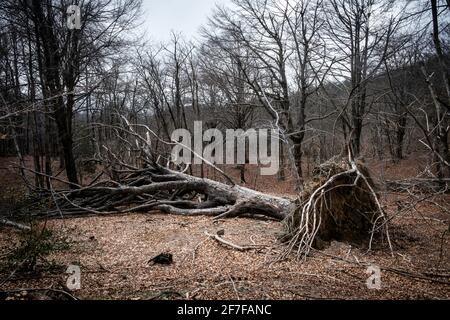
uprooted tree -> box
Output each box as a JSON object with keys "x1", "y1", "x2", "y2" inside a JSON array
[
  {"x1": 3, "y1": 0, "x2": 448, "y2": 262},
  {"x1": 14, "y1": 118, "x2": 392, "y2": 259}
]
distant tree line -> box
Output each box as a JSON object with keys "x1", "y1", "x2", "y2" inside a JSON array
[{"x1": 0, "y1": 0, "x2": 449, "y2": 189}]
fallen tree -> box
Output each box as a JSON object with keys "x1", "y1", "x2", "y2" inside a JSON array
[
  {"x1": 33, "y1": 157, "x2": 390, "y2": 258},
  {"x1": 22, "y1": 118, "x2": 391, "y2": 258},
  {"x1": 45, "y1": 161, "x2": 294, "y2": 221}
]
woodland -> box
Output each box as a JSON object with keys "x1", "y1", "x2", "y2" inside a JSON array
[{"x1": 0, "y1": 0, "x2": 449, "y2": 300}]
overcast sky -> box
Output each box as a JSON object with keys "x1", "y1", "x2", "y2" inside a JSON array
[{"x1": 140, "y1": 0, "x2": 231, "y2": 43}]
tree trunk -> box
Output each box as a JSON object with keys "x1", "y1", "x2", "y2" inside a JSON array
[
  {"x1": 31, "y1": 0, "x2": 80, "y2": 188},
  {"x1": 395, "y1": 114, "x2": 407, "y2": 160},
  {"x1": 49, "y1": 162, "x2": 294, "y2": 220},
  {"x1": 277, "y1": 143, "x2": 286, "y2": 181},
  {"x1": 293, "y1": 141, "x2": 303, "y2": 183},
  {"x1": 54, "y1": 102, "x2": 79, "y2": 187}
]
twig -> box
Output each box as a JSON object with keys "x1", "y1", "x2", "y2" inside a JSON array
[
  {"x1": 0, "y1": 288, "x2": 78, "y2": 300},
  {"x1": 204, "y1": 231, "x2": 261, "y2": 251},
  {"x1": 0, "y1": 218, "x2": 30, "y2": 231},
  {"x1": 229, "y1": 275, "x2": 240, "y2": 300},
  {"x1": 315, "y1": 250, "x2": 450, "y2": 286}
]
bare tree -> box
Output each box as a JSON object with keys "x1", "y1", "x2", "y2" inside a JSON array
[
  {"x1": 205, "y1": 0, "x2": 330, "y2": 188},
  {"x1": 199, "y1": 40, "x2": 258, "y2": 183},
  {"x1": 0, "y1": 0, "x2": 142, "y2": 187},
  {"x1": 325, "y1": 0, "x2": 406, "y2": 156}
]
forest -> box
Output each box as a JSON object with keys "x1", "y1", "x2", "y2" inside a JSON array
[{"x1": 0, "y1": 0, "x2": 449, "y2": 300}]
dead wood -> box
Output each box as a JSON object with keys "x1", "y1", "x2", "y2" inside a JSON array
[
  {"x1": 0, "y1": 218, "x2": 31, "y2": 231},
  {"x1": 281, "y1": 157, "x2": 390, "y2": 258},
  {"x1": 204, "y1": 231, "x2": 262, "y2": 251},
  {"x1": 29, "y1": 156, "x2": 392, "y2": 260},
  {"x1": 36, "y1": 161, "x2": 294, "y2": 222},
  {"x1": 23, "y1": 116, "x2": 392, "y2": 259}
]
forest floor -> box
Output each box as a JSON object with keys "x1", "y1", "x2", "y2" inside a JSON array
[{"x1": 0, "y1": 156, "x2": 449, "y2": 300}]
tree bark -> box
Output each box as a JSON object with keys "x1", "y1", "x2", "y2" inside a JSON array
[
  {"x1": 50, "y1": 163, "x2": 294, "y2": 220},
  {"x1": 31, "y1": 0, "x2": 79, "y2": 187}
]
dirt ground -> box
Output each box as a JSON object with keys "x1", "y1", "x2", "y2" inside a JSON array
[
  {"x1": 1, "y1": 210, "x2": 449, "y2": 300},
  {"x1": 0, "y1": 156, "x2": 449, "y2": 300}
]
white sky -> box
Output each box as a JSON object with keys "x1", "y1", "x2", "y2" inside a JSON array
[{"x1": 139, "y1": 0, "x2": 231, "y2": 43}]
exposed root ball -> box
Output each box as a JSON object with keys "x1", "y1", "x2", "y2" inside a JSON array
[{"x1": 282, "y1": 158, "x2": 379, "y2": 256}]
